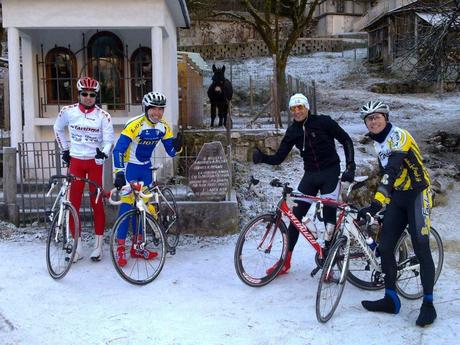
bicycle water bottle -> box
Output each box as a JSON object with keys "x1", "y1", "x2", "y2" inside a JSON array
[
  {"x1": 303, "y1": 217, "x2": 318, "y2": 238},
  {"x1": 365, "y1": 236, "x2": 377, "y2": 251}
]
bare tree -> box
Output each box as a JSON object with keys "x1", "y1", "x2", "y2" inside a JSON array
[
  {"x1": 393, "y1": 0, "x2": 460, "y2": 87},
  {"x1": 187, "y1": 0, "x2": 320, "y2": 127}
]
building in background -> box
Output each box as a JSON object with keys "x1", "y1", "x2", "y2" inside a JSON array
[{"x1": 0, "y1": 0, "x2": 190, "y2": 155}]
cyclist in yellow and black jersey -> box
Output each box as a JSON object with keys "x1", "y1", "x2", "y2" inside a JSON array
[
  {"x1": 372, "y1": 124, "x2": 430, "y2": 208},
  {"x1": 357, "y1": 101, "x2": 436, "y2": 328}
]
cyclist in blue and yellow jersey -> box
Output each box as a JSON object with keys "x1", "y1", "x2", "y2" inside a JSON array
[
  {"x1": 357, "y1": 101, "x2": 436, "y2": 327},
  {"x1": 112, "y1": 91, "x2": 182, "y2": 267}
]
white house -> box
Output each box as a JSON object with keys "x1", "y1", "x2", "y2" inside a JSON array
[{"x1": 1, "y1": 0, "x2": 190, "y2": 151}]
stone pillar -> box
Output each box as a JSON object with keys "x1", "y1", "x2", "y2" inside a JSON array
[
  {"x1": 151, "y1": 26, "x2": 163, "y2": 91},
  {"x1": 103, "y1": 155, "x2": 113, "y2": 192},
  {"x1": 7, "y1": 27, "x2": 22, "y2": 148},
  {"x1": 3, "y1": 147, "x2": 19, "y2": 226},
  {"x1": 21, "y1": 34, "x2": 36, "y2": 142}
]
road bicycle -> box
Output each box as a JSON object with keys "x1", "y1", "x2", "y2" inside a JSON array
[
  {"x1": 234, "y1": 175, "x2": 367, "y2": 288},
  {"x1": 108, "y1": 181, "x2": 168, "y2": 285},
  {"x1": 316, "y1": 205, "x2": 444, "y2": 323},
  {"x1": 45, "y1": 174, "x2": 104, "y2": 279}
]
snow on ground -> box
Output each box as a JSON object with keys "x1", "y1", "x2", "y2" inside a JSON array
[{"x1": 1, "y1": 51, "x2": 460, "y2": 345}]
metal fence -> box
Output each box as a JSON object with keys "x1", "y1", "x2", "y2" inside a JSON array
[
  {"x1": 17, "y1": 141, "x2": 96, "y2": 227},
  {"x1": 11, "y1": 140, "x2": 228, "y2": 227}
]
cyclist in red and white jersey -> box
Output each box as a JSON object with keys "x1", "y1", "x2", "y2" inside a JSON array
[{"x1": 53, "y1": 77, "x2": 114, "y2": 262}]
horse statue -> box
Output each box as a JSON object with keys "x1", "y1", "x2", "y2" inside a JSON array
[{"x1": 207, "y1": 64, "x2": 233, "y2": 127}]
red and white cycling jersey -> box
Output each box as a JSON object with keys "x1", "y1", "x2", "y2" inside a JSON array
[{"x1": 54, "y1": 104, "x2": 114, "y2": 159}]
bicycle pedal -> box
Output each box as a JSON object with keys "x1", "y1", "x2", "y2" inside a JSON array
[
  {"x1": 168, "y1": 249, "x2": 176, "y2": 255},
  {"x1": 310, "y1": 265, "x2": 321, "y2": 277}
]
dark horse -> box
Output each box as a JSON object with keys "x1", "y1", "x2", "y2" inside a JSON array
[{"x1": 207, "y1": 64, "x2": 233, "y2": 127}]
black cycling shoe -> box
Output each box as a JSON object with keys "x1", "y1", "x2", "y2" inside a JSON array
[
  {"x1": 362, "y1": 293, "x2": 400, "y2": 314},
  {"x1": 416, "y1": 301, "x2": 437, "y2": 327}
]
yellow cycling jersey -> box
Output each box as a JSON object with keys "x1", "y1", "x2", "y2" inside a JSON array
[
  {"x1": 373, "y1": 125, "x2": 430, "y2": 205},
  {"x1": 113, "y1": 114, "x2": 175, "y2": 171}
]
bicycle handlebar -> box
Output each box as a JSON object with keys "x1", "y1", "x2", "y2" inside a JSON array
[
  {"x1": 47, "y1": 174, "x2": 107, "y2": 204},
  {"x1": 107, "y1": 181, "x2": 154, "y2": 206}
]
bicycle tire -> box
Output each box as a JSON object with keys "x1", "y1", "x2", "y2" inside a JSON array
[
  {"x1": 234, "y1": 213, "x2": 289, "y2": 287},
  {"x1": 316, "y1": 236, "x2": 349, "y2": 323},
  {"x1": 395, "y1": 227, "x2": 444, "y2": 299},
  {"x1": 109, "y1": 209, "x2": 167, "y2": 285},
  {"x1": 158, "y1": 187, "x2": 180, "y2": 252},
  {"x1": 46, "y1": 203, "x2": 79, "y2": 280}
]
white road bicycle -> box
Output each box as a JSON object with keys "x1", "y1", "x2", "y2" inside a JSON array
[
  {"x1": 316, "y1": 201, "x2": 444, "y2": 323},
  {"x1": 108, "y1": 181, "x2": 167, "y2": 285},
  {"x1": 45, "y1": 174, "x2": 103, "y2": 280}
]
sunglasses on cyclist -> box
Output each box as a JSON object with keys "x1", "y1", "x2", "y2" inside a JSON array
[
  {"x1": 365, "y1": 113, "x2": 385, "y2": 122},
  {"x1": 80, "y1": 92, "x2": 97, "y2": 98},
  {"x1": 289, "y1": 104, "x2": 305, "y2": 112}
]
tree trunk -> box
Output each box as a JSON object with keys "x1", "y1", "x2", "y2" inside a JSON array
[{"x1": 275, "y1": 57, "x2": 288, "y2": 128}]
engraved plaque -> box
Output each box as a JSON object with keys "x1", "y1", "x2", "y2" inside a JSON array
[{"x1": 188, "y1": 141, "x2": 230, "y2": 201}]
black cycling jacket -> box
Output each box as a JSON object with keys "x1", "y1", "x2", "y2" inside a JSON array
[{"x1": 261, "y1": 114, "x2": 355, "y2": 172}]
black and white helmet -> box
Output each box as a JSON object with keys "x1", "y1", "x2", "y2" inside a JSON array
[
  {"x1": 143, "y1": 91, "x2": 166, "y2": 108},
  {"x1": 360, "y1": 101, "x2": 390, "y2": 120}
]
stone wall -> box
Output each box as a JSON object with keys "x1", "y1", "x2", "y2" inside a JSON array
[
  {"x1": 179, "y1": 38, "x2": 367, "y2": 60},
  {"x1": 183, "y1": 129, "x2": 286, "y2": 163}
]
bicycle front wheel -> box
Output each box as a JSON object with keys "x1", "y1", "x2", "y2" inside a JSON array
[
  {"x1": 316, "y1": 236, "x2": 349, "y2": 323},
  {"x1": 234, "y1": 213, "x2": 288, "y2": 287},
  {"x1": 46, "y1": 204, "x2": 79, "y2": 280},
  {"x1": 158, "y1": 187, "x2": 180, "y2": 252},
  {"x1": 110, "y1": 209, "x2": 167, "y2": 285},
  {"x1": 395, "y1": 227, "x2": 444, "y2": 299}
]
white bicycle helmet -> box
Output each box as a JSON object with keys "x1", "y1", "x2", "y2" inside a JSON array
[
  {"x1": 143, "y1": 91, "x2": 167, "y2": 108},
  {"x1": 360, "y1": 101, "x2": 390, "y2": 119},
  {"x1": 289, "y1": 93, "x2": 310, "y2": 110}
]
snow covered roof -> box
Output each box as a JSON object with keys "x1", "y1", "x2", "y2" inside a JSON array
[
  {"x1": 416, "y1": 12, "x2": 459, "y2": 28},
  {"x1": 178, "y1": 51, "x2": 211, "y2": 72}
]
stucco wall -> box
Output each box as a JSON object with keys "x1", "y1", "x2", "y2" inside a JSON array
[
  {"x1": 2, "y1": 0, "x2": 167, "y2": 28},
  {"x1": 2, "y1": 0, "x2": 184, "y2": 148}
]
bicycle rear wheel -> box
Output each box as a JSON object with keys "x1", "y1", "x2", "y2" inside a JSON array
[
  {"x1": 46, "y1": 204, "x2": 79, "y2": 280},
  {"x1": 234, "y1": 213, "x2": 288, "y2": 287},
  {"x1": 395, "y1": 227, "x2": 444, "y2": 299},
  {"x1": 158, "y1": 187, "x2": 180, "y2": 253},
  {"x1": 110, "y1": 209, "x2": 167, "y2": 285},
  {"x1": 316, "y1": 236, "x2": 349, "y2": 323}
]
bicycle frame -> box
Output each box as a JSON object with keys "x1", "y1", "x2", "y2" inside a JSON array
[
  {"x1": 109, "y1": 181, "x2": 155, "y2": 249},
  {"x1": 272, "y1": 183, "x2": 358, "y2": 260},
  {"x1": 340, "y1": 213, "x2": 424, "y2": 280},
  {"x1": 47, "y1": 178, "x2": 76, "y2": 243},
  {"x1": 341, "y1": 213, "x2": 381, "y2": 274},
  {"x1": 47, "y1": 174, "x2": 105, "y2": 237}
]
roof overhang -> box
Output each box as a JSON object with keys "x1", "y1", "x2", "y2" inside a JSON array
[{"x1": 167, "y1": 0, "x2": 191, "y2": 29}]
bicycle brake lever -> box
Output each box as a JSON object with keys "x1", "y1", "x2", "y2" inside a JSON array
[{"x1": 95, "y1": 188, "x2": 102, "y2": 204}]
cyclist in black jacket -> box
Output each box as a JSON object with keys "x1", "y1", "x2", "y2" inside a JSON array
[{"x1": 253, "y1": 93, "x2": 355, "y2": 275}]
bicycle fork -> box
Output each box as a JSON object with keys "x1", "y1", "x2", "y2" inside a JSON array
[{"x1": 258, "y1": 215, "x2": 281, "y2": 254}]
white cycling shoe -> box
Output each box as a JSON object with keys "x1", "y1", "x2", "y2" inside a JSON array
[
  {"x1": 72, "y1": 237, "x2": 84, "y2": 263},
  {"x1": 90, "y1": 235, "x2": 103, "y2": 262}
]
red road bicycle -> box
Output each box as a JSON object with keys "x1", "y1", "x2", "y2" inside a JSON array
[{"x1": 234, "y1": 175, "x2": 367, "y2": 287}]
